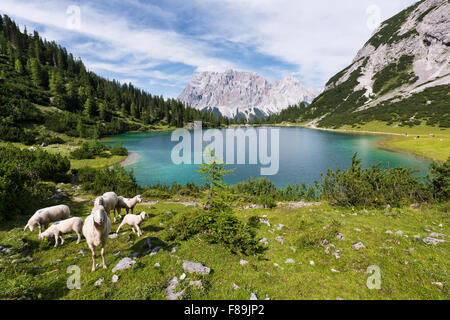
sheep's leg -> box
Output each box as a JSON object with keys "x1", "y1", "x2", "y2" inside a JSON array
[
  {"x1": 60, "y1": 234, "x2": 64, "y2": 245},
  {"x1": 101, "y1": 247, "x2": 107, "y2": 269},
  {"x1": 116, "y1": 221, "x2": 125, "y2": 233},
  {"x1": 91, "y1": 250, "x2": 96, "y2": 271},
  {"x1": 131, "y1": 227, "x2": 136, "y2": 233},
  {"x1": 136, "y1": 225, "x2": 142, "y2": 237},
  {"x1": 54, "y1": 234, "x2": 59, "y2": 247},
  {"x1": 38, "y1": 225, "x2": 42, "y2": 234},
  {"x1": 76, "y1": 232, "x2": 81, "y2": 244},
  {"x1": 117, "y1": 207, "x2": 122, "y2": 219},
  {"x1": 88, "y1": 244, "x2": 96, "y2": 272}
]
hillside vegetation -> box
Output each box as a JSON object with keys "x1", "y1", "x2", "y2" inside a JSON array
[
  {"x1": 260, "y1": 0, "x2": 449, "y2": 132},
  {"x1": 0, "y1": 14, "x2": 231, "y2": 147}
]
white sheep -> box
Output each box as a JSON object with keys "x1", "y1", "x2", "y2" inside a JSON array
[
  {"x1": 24, "y1": 205, "x2": 71, "y2": 234},
  {"x1": 116, "y1": 195, "x2": 143, "y2": 216},
  {"x1": 38, "y1": 217, "x2": 84, "y2": 247},
  {"x1": 82, "y1": 204, "x2": 112, "y2": 271},
  {"x1": 94, "y1": 191, "x2": 119, "y2": 222},
  {"x1": 116, "y1": 211, "x2": 147, "y2": 237}
]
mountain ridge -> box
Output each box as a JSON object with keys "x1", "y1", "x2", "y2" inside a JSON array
[
  {"x1": 178, "y1": 69, "x2": 321, "y2": 119},
  {"x1": 303, "y1": 0, "x2": 449, "y2": 128}
]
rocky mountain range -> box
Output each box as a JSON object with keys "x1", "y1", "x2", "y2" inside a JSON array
[
  {"x1": 178, "y1": 69, "x2": 321, "y2": 119},
  {"x1": 306, "y1": 0, "x2": 449, "y2": 128}
]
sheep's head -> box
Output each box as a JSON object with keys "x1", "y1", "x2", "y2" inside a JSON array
[
  {"x1": 24, "y1": 218, "x2": 40, "y2": 232},
  {"x1": 38, "y1": 231, "x2": 48, "y2": 240},
  {"x1": 136, "y1": 195, "x2": 143, "y2": 203},
  {"x1": 94, "y1": 196, "x2": 104, "y2": 207},
  {"x1": 140, "y1": 212, "x2": 147, "y2": 220},
  {"x1": 92, "y1": 206, "x2": 107, "y2": 226}
]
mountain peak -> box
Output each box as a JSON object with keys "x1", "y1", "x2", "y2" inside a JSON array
[{"x1": 178, "y1": 70, "x2": 320, "y2": 119}]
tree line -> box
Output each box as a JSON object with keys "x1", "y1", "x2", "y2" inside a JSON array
[{"x1": 0, "y1": 14, "x2": 232, "y2": 144}]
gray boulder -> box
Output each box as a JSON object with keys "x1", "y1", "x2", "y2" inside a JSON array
[
  {"x1": 182, "y1": 260, "x2": 211, "y2": 274},
  {"x1": 352, "y1": 242, "x2": 365, "y2": 250},
  {"x1": 112, "y1": 257, "x2": 136, "y2": 272},
  {"x1": 423, "y1": 237, "x2": 445, "y2": 245}
]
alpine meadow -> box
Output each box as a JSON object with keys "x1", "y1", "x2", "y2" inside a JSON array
[{"x1": 0, "y1": 0, "x2": 448, "y2": 303}]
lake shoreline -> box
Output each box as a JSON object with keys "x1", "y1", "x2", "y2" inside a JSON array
[
  {"x1": 121, "y1": 151, "x2": 139, "y2": 166},
  {"x1": 278, "y1": 124, "x2": 444, "y2": 163}
]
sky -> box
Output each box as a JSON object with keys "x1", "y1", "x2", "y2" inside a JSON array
[{"x1": 1, "y1": 0, "x2": 417, "y2": 98}]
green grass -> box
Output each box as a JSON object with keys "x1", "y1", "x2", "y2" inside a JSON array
[
  {"x1": 338, "y1": 121, "x2": 450, "y2": 162},
  {"x1": 1, "y1": 186, "x2": 448, "y2": 300}
]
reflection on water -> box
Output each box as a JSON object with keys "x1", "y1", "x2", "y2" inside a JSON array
[{"x1": 103, "y1": 127, "x2": 430, "y2": 187}]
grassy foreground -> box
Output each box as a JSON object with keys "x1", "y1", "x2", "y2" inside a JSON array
[{"x1": 0, "y1": 187, "x2": 448, "y2": 300}]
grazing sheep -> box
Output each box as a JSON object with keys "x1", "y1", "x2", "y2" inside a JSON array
[
  {"x1": 116, "y1": 212, "x2": 147, "y2": 237},
  {"x1": 24, "y1": 205, "x2": 71, "y2": 234},
  {"x1": 116, "y1": 195, "x2": 143, "y2": 216},
  {"x1": 38, "y1": 217, "x2": 84, "y2": 247},
  {"x1": 95, "y1": 191, "x2": 119, "y2": 222},
  {"x1": 82, "y1": 204, "x2": 112, "y2": 271}
]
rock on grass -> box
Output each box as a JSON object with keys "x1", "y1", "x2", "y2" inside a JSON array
[
  {"x1": 182, "y1": 260, "x2": 211, "y2": 274},
  {"x1": 94, "y1": 277, "x2": 104, "y2": 286},
  {"x1": 112, "y1": 257, "x2": 136, "y2": 272},
  {"x1": 422, "y1": 237, "x2": 445, "y2": 245},
  {"x1": 352, "y1": 242, "x2": 365, "y2": 250},
  {"x1": 166, "y1": 277, "x2": 184, "y2": 300}
]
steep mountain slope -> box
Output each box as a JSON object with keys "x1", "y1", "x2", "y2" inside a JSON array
[
  {"x1": 304, "y1": 0, "x2": 449, "y2": 128},
  {"x1": 178, "y1": 69, "x2": 320, "y2": 119}
]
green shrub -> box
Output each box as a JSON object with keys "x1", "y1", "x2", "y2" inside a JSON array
[
  {"x1": 0, "y1": 124, "x2": 35, "y2": 145},
  {"x1": 70, "y1": 140, "x2": 108, "y2": 160},
  {"x1": 77, "y1": 165, "x2": 139, "y2": 196},
  {"x1": 232, "y1": 177, "x2": 312, "y2": 202},
  {"x1": 35, "y1": 134, "x2": 65, "y2": 145},
  {"x1": 428, "y1": 157, "x2": 450, "y2": 201},
  {"x1": 259, "y1": 195, "x2": 277, "y2": 209},
  {"x1": 165, "y1": 210, "x2": 261, "y2": 255},
  {"x1": 111, "y1": 142, "x2": 128, "y2": 156},
  {"x1": 0, "y1": 145, "x2": 67, "y2": 221},
  {"x1": 142, "y1": 182, "x2": 201, "y2": 199},
  {"x1": 164, "y1": 154, "x2": 260, "y2": 255},
  {"x1": 319, "y1": 153, "x2": 430, "y2": 207}
]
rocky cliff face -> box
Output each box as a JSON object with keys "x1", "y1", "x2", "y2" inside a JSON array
[
  {"x1": 305, "y1": 0, "x2": 450, "y2": 128},
  {"x1": 178, "y1": 69, "x2": 321, "y2": 119},
  {"x1": 324, "y1": 0, "x2": 449, "y2": 111}
]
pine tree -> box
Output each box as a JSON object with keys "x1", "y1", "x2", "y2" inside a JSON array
[
  {"x1": 14, "y1": 58, "x2": 23, "y2": 74},
  {"x1": 121, "y1": 103, "x2": 128, "y2": 115},
  {"x1": 30, "y1": 58, "x2": 42, "y2": 87},
  {"x1": 83, "y1": 96, "x2": 96, "y2": 117},
  {"x1": 98, "y1": 102, "x2": 106, "y2": 120},
  {"x1": 76, "y1": 119, "x2": 87, "y2": 138},
  {"x1": 130, "y1": 102, "x2": 138, "y2": 118},
  {"x1": 49, "y1": 69, "x2": 64, "y2": 95}
]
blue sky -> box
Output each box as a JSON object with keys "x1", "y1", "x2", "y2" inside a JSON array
[{"x1": 1, "y1": 0, "x2": 417, "y2": 98}]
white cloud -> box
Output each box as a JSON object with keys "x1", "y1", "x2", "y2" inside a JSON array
[
  {"x1": 190, "y1": 0, "x2": 418, "y2": 87},
  {"x1": 1, "y1": 0, "x2": 419, "y2": 93},
  {"x1": 0, "y1": 0, "x2": 238, "y2": 74}
]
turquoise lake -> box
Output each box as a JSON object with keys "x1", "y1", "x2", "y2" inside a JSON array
[{"x1": 103, "y1": 127, "x2": 430, "y2": 187}]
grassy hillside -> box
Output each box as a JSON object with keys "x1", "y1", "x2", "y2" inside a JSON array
[
  {"x1": 0, "y1": 189, "x2": 448, "y2": 300},
  {"x1": 321, "y1": 121, "x2": 450, "y2": 162},
  {"x1": 0, "y1": 13, "x2": 232, "y2": 149}
]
